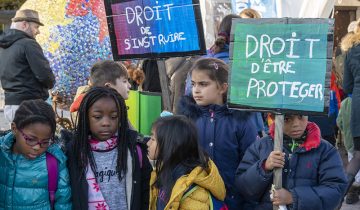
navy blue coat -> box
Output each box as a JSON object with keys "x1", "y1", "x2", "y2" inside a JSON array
[
  {"x1": 178, "y1": 96, "x2": 257, "y2": 210},
  {"x1": 344, "y1": 42, "x2": 360, "y2": 137},
  {"x1": 235, "y1": 122, "x2": 347, "y2": 210}
]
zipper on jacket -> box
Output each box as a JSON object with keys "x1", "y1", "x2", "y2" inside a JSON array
[
  {"x1": 10, "y1": 155, "x2": 19, "y2": 207},
  {"x1": 209, "y1": 109, "x2": 215, "y2": 122}
]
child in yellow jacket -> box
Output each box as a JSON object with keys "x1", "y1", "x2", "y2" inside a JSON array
[{"x1": 147, "y1": 115, "x2": 226, "y2": 210}]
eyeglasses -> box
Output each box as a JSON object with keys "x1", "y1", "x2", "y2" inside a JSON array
[{"x1": 19, "y1": 129, "x2": 53, "y2": 148}]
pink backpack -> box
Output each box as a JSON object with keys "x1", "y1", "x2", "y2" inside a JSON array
[{"x1": 46, "y1": 152, "x2": 58, "y2": 210}]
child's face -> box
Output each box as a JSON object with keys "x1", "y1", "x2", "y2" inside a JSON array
[
  {"x1": 283, "y1": 115, "x2": 308, "y2": 139},
  {"x1": 191, "y1": 70, "x2": 228, "y2": 106},
  {"x1": 88, "y1": 97, "x2": 119, "y2": 141},
  {"x1": 147, "y1": 129, "x2": 158, "y2": 160},
  {"x1": 11, "y1": 122, "x2": 53, "y2": 160},
  {"x1": 108, "y1": 76, "x2": 131, "y2": 100}
]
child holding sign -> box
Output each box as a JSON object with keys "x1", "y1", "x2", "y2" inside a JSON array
[
  {"x1": 177, "y1": 58, "x2": 257, "y2": 210},
  {"x1": 235, "y1": 114, "x2": 347, "y2": 210}
]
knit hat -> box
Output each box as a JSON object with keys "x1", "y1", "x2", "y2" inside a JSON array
[{"x1": 11, "y1": 9, "x2": 44, "y2": 26}]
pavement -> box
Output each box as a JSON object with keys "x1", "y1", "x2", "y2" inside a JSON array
[{"x1": 0, "y1": 111, "x2": 359, "y2": 209}]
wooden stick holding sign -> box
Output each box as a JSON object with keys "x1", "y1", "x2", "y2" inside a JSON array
[
  {"x1": 157, "y1": 60, "x2": 172, "y2": 112},
  {"x1": 273, "y1": 114, "x2": 284, "y2": 210}
]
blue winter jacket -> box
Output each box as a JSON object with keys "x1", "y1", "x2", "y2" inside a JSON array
[
  {"x1": 178, "y1": 96, "x2": 257, "y2": 210},
  {"x1": 235, "y1": 122, "x2": 347, "y2": 210},
  {"x1": 0, "y1": 132, "x2": 72, "y2": 210}
]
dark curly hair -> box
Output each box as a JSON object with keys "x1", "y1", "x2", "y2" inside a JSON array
[{"x1": 13, "y1": 99, "x2": 56, "y2": 134}]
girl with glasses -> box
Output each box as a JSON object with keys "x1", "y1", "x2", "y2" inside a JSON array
[{"x1": 0, "y1": 99, "x2": 72, "y2": 209}]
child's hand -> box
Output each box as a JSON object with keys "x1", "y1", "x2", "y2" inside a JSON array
[
  {"x1": 265, "y1": 151, "x2": 285, "y2": 171},
  {"x1": 272, "y1": 188, "x2": 293, "y2": 206}
]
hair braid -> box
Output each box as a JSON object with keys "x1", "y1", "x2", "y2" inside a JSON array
[{"x1": 13, "y1": 99, "x2": 56, "y2": 134}]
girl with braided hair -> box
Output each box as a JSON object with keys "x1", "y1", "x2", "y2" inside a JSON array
[
  {"x1": 0, "y1": 99, "x2": 72, "y2": 209},
  {"x1": 65, "y1": 86, "x2": 151, "y2": 210}
]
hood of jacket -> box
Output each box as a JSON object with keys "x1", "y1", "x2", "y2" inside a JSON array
[
  {"x1": 186, "y1": 159, "x2": 226, "y2": 200},
  {"x1": 269, "y1": 122, "x2": 321, "y2": 151},
  {"x1": 150, "y1": 159, "x2": 226, "y2": 204},
  {"x1": 341, "y1": 32, "x2": 360, "y2": 53},
  {"x1": 0, "y1": 29, "x2": 33, "y2": 49}
]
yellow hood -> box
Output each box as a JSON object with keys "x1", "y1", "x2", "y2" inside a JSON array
[
  {"x1": 149, "y1": 159, "x2": 226, "y2": 210},
  {"x1": 189, "y1": 159, "x2": 226, "y2": 200}
]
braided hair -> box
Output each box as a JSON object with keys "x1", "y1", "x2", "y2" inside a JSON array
[
  {"x1": 74, "y1": 86, "x2": 129, "y2": 181},
  {"x1": 210, "y1": 14, "x2": 240, "y2": 54},
  {"x1": 13, "y1": 99, "x2": 56, "y2": 134}
]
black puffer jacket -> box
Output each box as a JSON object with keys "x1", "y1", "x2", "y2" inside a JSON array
[{"x1": 0, "y1": 29, "x2": 55, "y2": 105}]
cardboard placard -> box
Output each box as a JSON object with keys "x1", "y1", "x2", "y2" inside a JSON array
[
  {"x1": 104, "y1": 0, "x2": 206, "y2": 60},
  {"x1": 228, "y1": 18, "x2": 334, "y2": 114}
]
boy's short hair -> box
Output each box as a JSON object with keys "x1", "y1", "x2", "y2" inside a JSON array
[{"x1": 90, "y1": 60, "x2": 128, "y2": 87}]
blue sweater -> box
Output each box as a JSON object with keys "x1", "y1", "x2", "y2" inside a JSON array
[
  {"x1": 0, "y1": 132, "x2": 72, "y2": 210},
  {"x1": 235, "y1": 122, "x2": 347, "y2": 210}
]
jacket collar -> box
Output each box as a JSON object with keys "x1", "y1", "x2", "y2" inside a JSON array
[
  {"x1": 149, "y1": 160, "x2": 226, "y2": 209},
  {"x1": 0, "y1": 29, "x2": 33, "y2": 48},
  {"x1": 341, "y1": 32, "x2": 360, "y2": 53},
  {"x1": 269, "y1": 122, "x2": 321, "y2": 151},
  {"x1": 199, "y1": 103, "x2": 229, "y2": 117},
  {"x1": 1, "y1": 132, "x2": 15, "y2": 151}
]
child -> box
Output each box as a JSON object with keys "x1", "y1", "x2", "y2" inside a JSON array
[
  {"x1": 147, "y1": 115, "x2": 226, "y2": 209},
  {"x1": 0, "y1": 99, "x2": 72, "y2": 209},
  {"x1": 66, "y1": 87, "x2": 151, "y2": 210},
  {"x1": 239, "y1": 8, "x2": 261, "y2": 18},
  {"x1": 70, "y1": 60, "x2": 132, "y2": 120},
  {"x1": 126, "y1": 62, "x2": 145, "y2": 91},
  {"x1": 236, "y1": 114, "x2": 347, "y2": 210},
  {"x1": 337, "y1": 94, "x2": 360, "y2": 204},
  {"x1": 177, "y1": 58, "x2": 258, "y2": 210}
]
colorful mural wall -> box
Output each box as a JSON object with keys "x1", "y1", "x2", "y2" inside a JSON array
[{"x1": 21, "y1": 0, "x2": 113, "y2": 104}]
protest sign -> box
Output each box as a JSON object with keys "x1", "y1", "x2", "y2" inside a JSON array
[
  {"x1": 104, "y1": 0, "x2": 206, "y2": 60},
  {"x1": 228, "y1": 18, "x2": 334, "y2": 114}
]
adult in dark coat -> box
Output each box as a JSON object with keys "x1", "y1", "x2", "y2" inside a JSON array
[
  {"x1": 0, "y1": 9, "x2": 55, "y2": 124},
  {"x1": 342, "y1": 19, "x2": 360, "y2": 193}
]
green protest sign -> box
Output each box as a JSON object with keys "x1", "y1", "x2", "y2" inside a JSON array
[{"x1": 228, "y1": 18, "x2": 334, "y2": 114}]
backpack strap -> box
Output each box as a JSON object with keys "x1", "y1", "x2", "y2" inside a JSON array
[
  {"x1": 181, "y1": 185, "x2": 228, "y2": 210},
  {"x1": 180, "y1": 185, "x2": 199, "y2": 202},
  {"x1": 136, "y1": 144, "x2": 143, "y2": 168},
  {"x1": 46, "y1": 152, "x2": 58, "y2": 210}
]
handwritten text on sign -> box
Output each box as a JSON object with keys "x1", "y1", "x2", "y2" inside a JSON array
[
  {"x1": 108, "y1": 0, "x2": 203, "y2": 58},
  {"x1": 229, "y1": 21, "x2": 331, "y2": 112}
]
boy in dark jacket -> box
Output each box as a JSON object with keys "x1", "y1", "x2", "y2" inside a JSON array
[{"x1": 235, "y1": 115, "x2": 347, "y2": 210}]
